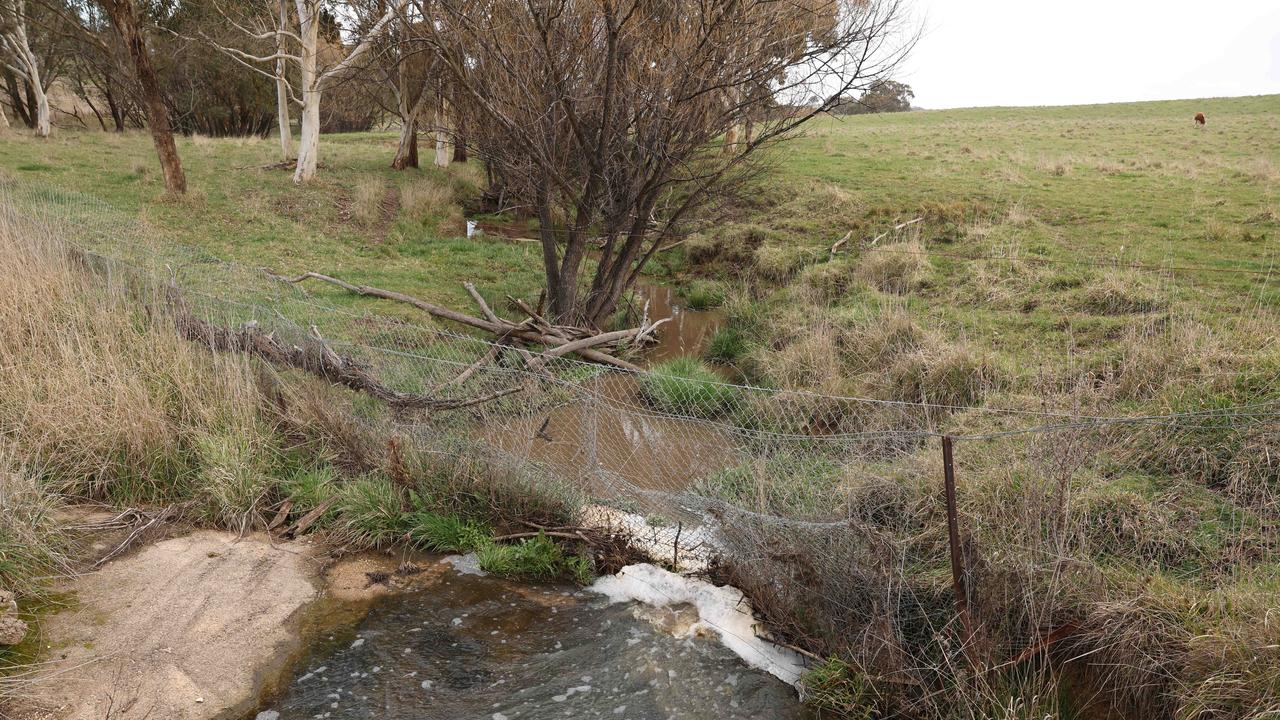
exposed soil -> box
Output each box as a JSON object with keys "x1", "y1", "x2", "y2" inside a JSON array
[{"x1": 15, "y1": 531, "x2": 322, "y2": 720}]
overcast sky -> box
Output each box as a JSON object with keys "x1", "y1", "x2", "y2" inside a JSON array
[{"x1": 896, "y1": 0, "x2": 1280, "y2": 109}]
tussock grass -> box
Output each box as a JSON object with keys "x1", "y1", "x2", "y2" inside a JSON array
[
  {"x1": 705, "y1": 325, "x2": 748, "y2": 364},
  {"x1": 407, "y1": 512, "x2": 490, "y2": 553},
  {"x1": 477, "y1": 533, "x2": 592, "y2": 584},
  {"x1": 400, "y1": 176, "x2": 456, "y2": 222},
  {"x1": 1076, "y1": 270, "x2": 1169, "y2": 315},
  {"x1": 0, "y1": 454, "x2": 68, "y2": 598},
  {"x1": 639, "y1": 357, "x2": 740, "y2": 418},
  {"x1": 855, "y1": 241, "x2": 931, "y2": 294},
  {"x1": 679, "y1": 278, "x2": 727, "y2": 309},
  {"x1": 351, "y1": 176, "x2": 386, "y2": 225}
]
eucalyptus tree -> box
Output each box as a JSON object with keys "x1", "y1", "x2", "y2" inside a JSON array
[{"x1": 206, "y1": 0, "x2": 410, "y2": 181}]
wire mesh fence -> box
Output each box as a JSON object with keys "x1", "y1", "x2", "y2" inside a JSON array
[{"x1": 4, "y1": 176, "x2": 1279, "y2": 716}]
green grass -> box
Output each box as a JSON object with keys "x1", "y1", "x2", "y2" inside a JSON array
[
  {"x1": 679, "y1": 278, "x2": 727, "y2": 309},
  {"x1": 705, "y1": 326, "x2": 748, "y2": 363},
  {"x1": 0, "y1": 131, "x2": 547, "y2": 329},
  {"x1": 638, "y1": 357, "x2": 741, "y2": 417},
  {"x1": 691, "y1": 95, "x2": 1280, "y2": 402},
  {"x1": 476, "y1": 533, "x2": 594, "y2": 584},
  {"x1": 407, "y1": 511, "x2": 491, "y2": 553}
]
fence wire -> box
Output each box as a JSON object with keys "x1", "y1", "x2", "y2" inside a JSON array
[{"x1": 5, "y1": 177, "x2": 1279, "y2": 717}]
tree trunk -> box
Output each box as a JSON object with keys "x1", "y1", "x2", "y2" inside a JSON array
[
  {"x1": 105, "y1": 85, "x2": 125, "y2": 131},
  {"x1": 1, "y1": 1, "x2": 48, "y2": 136},
  {"x1": 452, "y1": 124, "x2": 467, "y2": 162},
  {"x1": 391, "y1": 118, "x2": 417, "y2": 169},
  {"x1": 292, "y1": 0, "x2": 320, "y2": 183},
  {"x1": 0, "y1": 103, "x2": 8, "y2": 130},
  {"x1": 100, "y1": 0, "x2": 186, "y2": 194},
  {"x1": 5, "y1": 72, "x2": 31, "y2": 127},
  {"x1": 389, "y1": 53, "x2": 419, "y2": 170},
  {"x1": 434, "y1": 96, "x2": 452, "y2": 168},
  {"x1": 30, "y1": 78, "x2": 49, "y2": 137},
  {"x1": 274, "y1": 0, "x2": 293, "y2": 160},
  {"x1": 295, "y1": 86, "x2": 320, "y2": 182}
]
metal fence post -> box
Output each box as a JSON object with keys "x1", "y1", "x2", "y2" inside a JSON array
[{"x1": 942, "y1": 435, "x2": 978, "y2": 669}]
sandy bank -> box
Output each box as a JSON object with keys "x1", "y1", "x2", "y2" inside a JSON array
[{"x1": 17, "y1": 531, "x2": 321, "y2": 720}]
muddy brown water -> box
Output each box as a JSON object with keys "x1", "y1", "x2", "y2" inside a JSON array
[
  {"x1": 483, "y1": 279, "x2": 740, "y2": 494},
  {"x1": 255, "y1": 567, "x2": 812, "y2": 719},
  {"x1": 632, "y1": 280, "x2": 725, "y2": 365}
]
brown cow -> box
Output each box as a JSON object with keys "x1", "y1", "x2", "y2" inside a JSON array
[{"x1": 1194, "y1": 112, "x2": 1206, "y2": 126}]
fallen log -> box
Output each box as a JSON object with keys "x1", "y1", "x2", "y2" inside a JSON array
[
  {"x1": 169, "y1": 287, "x2": 524, "y2": 411},
  {"x1": 263, "y1": 269, "x2": 649, "y2": 372}
]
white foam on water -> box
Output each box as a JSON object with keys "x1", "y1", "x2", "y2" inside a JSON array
[
  {"x1": 590, "y1": 563, "x2": 807, "y2": 686},
  {"x1": 580, "y1": 505, "x2": 718, "y2": 572},
  {"x1": 444, "y1": 553, "x2": 487, "y2": 576}
]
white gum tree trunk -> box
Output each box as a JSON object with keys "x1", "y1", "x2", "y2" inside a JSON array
[
  {"x1": 434, "y1": 97, "x2": 452, "y2": 168},
  {"x1": 290, "y1": 0, "x2": 408, "y2": 183},
  {"x1": 1, "y1": 0, "x2": 50, "y2": 137},
  {"x1": 274, "y1": 0, "x2": 293, "y2": 160},
  {"x1": 292, "y1": 0, "x2": 320, "y2": 183}
]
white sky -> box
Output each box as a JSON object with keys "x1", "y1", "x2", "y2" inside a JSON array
[{"x1": 897, "y1": 0, "x2": 1280, "y2": 108}]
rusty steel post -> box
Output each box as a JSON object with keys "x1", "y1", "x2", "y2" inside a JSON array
[{"x1": 942, "y1": 435, "x2": 978, "y2": 668}]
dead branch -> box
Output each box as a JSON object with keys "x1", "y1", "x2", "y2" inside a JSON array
[
  {"x1": 866, "y1": 217, "x2": 923, "y2": 247},
  {"x1": 491, "y1": 530, "x2": 588, "y2": 542},
  {"x1": 828, "y1": 230, "x2": 853, "y2": 259},
  {"x1": 285, "y1": 496, "x2": 339, "y2": 537},
  {"x1": 436, "y1": 339, "x2": 507, "y2": 389},
  {"x1": 464, "y1": 281, "x2": 507, "y2": 327},
  {"x1": 169, "y1": 287, "x2": 524, "y2": 410},
  {"x1": 263, "y1": 269, "x2": 647, "y2": 371},
  {"x1": 92, "y1": 506, "x2": 176, "y2": 568}
]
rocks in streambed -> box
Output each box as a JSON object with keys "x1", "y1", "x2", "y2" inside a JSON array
[{"x1": 0, "y1": 590, "x2": 26, "y2": 646}]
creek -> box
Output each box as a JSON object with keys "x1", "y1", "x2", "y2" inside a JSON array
[
  {"x1": 254, "y1": 566, "x2": 812, "y2": 719},
  {"x1": 252, "y1": 281, "x2": 813, "y2": 719}
]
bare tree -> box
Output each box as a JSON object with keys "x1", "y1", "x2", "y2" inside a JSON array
[
  {"x1": 421, "y1": 0, "x2": 915, "y2": 326},
  {"x1": 97, "y1": 0, "x2": 186, "y2": 193},
  {"x1": 204, "y1": 0, "x2": 409, "y2": 182},
  {"x1": 0, "y1": 0, "x2": 50, "y2": 136}
]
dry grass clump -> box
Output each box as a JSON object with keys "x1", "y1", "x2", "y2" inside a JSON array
[
  {"x1": 686, "y1": 223, "x2": 782, "y2": 269},
  {"x1": 1075, "y1": 269, "x2": 1169, "y2": 315},
  {"x1": 798, "y1": 258, "x2": 863, "y2": 303},
  {"x1": 400, "y1": 176, "x2": 457, "y2": 223},
  {"x1": 0, "y1": 219, "x2": 268, "y2": 506},
  {"x1": 352, "y1": 176, "x2": 386, "y2": 225},
  {"x1": 756, "y1": 323, "x2": 843, "y2": 391},
  {"x1": 855, "y1": 240, "x2": 931, "y2": 294},
  {"x1": 0, "y1": 453, "x2": 69, "y2": 598},
  {"x1": 752, "y1": 243, "x2": 810, "y2": 281},
  {"x1": 887, "y1": 343, "x2": 1003, "y2": 410}
]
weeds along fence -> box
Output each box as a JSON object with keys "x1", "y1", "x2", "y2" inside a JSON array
[{"x1": 4, "y1": 179, "x2": 1280, "y2": 717}]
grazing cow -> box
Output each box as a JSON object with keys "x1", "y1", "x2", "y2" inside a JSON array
[{"x1": 1194, "y1": 112, "x2": 1206, "y2": 126}]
